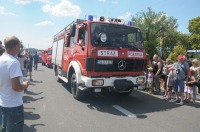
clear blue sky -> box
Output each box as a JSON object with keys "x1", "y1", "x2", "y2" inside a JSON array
[{"x1": 0, "y1": 0, "x2": 199, "y2": 49}]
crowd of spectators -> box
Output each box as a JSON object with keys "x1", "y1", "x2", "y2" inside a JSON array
[{"x1": 146, "y1": 54, "x2": 200, "y2": 105}]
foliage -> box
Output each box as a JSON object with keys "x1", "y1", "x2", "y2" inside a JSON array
[
  {"x1": 188, "y1": 16, "x2": 200, "y2": 49},
  {"x1": 131, "y1": 7, "x2": 183, "y2": 59},
  {"x1": 144, "y1": 40, "x2": 157, "y2": 60},
  {"x1": 168, "y1": 45, "x2": 187, "y2": 62}
]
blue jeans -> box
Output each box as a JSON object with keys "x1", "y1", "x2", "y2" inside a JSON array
[{"x1": 0, "y1": 105, "x2": 24, "y2": 132}]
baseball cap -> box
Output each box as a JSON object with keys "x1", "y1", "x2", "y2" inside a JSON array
[{"x1": 177, "y1": 55, "x2": 183, "y2": 60}]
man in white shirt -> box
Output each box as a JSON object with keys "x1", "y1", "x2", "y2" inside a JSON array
[{"x1": 0, "y1": 36, "x2": 29, "y2": 132}]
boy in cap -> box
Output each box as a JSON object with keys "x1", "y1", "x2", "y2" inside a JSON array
[{"x1": 146, "y1": 67, "x2": 154, "y2": 93}]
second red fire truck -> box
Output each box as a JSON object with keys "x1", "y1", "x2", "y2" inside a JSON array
[
  {"x1": 52, "y1": 15, "x2": 146, "y2": 99},
  {"x1": 42, "y1": 47, "x2": 53, "y2": 68}
]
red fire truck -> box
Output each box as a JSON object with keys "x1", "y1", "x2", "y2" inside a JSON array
[
  {"x1": 52, "y1": 15, "x2": 146, "y2": 99},
  {"x1": 42, "y1": 47, "x2": 52, "y2": 68}
]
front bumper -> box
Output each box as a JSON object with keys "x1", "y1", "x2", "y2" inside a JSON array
[{"x1": 79, "y1": 75, "x2": 146, "y2": 91}]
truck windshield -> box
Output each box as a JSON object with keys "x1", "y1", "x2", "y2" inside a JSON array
[
  {"x1": 47, "y1": 50, "x2": 52, "y2": 55},
  {"x1": 90, "y1": 22, "x2": 144, "y2": 49}
]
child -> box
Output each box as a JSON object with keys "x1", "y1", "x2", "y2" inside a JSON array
[
  {"x1": 146, "y1": 67, "x2": 154, "y2": 93},
  {"x1": 184, "y1": 68, "x2": 196, "y2": 103},
  {"x1": 165, "y1": 66, "x2": 174, "y2": 101},
  {"x1": 159, "y1": 74, "x2": 165, "y2": 95}
]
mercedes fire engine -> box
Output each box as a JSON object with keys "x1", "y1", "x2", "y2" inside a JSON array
[{"x1": 52, "y1": 15, "x2": 146, "y2": 99}]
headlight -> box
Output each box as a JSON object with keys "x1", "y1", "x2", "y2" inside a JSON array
[
  {"x1": 136, "y1": 77, "x2": 145, "y2": 84},
  {"x1": 92, "y1": 79, "x2": 104, "y2": 86}
]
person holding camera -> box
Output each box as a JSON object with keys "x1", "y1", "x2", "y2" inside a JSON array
[
  {"x1": 0, "y1": 36, "x2": 29, "y2": 131},
  {"x1": 170, "y1": 55, "x2": 190, "y2": 105}
]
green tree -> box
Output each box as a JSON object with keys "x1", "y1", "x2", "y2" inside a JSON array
[
  {"x1": 132, "y1": 7, "x2": 178, "y2": 59},
  {"x1": 188, "y1": 16, "x2": 200, "y2": 49},
  {"x1": 168, "y1": 45, "x2": 187, "y2": 62}
]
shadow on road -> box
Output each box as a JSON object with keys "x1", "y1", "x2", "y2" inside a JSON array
[
  {"x1": 23, "y1": 111, "x2": 44, "y2": 131},
  {"x1": 24, "y1": 123, "x2": 45, "y2": 132},
  {"x1": 30, "y1": 80, "x2": 43, "y2": 83},
  {"x1": 25, "y1": 90, "x2": 43, "y2": 96},
  {"x1": 81, "y1": 90, "x2": 181, "y2": 119},
  {"x1": 67, "y1": 86, "x2": 183, "y2": 119},
  {"x1": 23, "y1": 96, "x2": 44, "y2": 103},
  {"x1": 23, "y1": 97, "x2": 45, "y2": 131},
  {"x1": 59, "y1": 81, "x2": 200, "y2": 119}
]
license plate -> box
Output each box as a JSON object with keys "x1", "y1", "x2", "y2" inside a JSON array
[{"x1": 94, "y1": 88, "x2": 101, "y2": 92}]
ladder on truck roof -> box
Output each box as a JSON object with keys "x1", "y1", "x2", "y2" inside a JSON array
[
  {"x1": 54, "y1": 19, "x2": 86, "y2": 39},
  {"x1": 54, "y1": 21, "x2": 75, "y2": 39}
]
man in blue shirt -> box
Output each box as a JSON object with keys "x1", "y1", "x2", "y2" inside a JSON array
[{"x1": 33, "y1": 51, "x2": 39, "y2": 70}]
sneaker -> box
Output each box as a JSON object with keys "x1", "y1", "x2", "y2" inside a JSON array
[
  {"x1": 177, "y1": 101, "x2": 184, "y2": 105},
  {"x1": 173, "y1": 99, "x2": 180, "y2": 103},
  {"x1": 162, "y1": 96, "x2": 168, "y2": 100}
]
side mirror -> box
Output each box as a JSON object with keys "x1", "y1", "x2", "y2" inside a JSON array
[{"x1": 70, "y1": 24, "x2": 76, "y2": 37}]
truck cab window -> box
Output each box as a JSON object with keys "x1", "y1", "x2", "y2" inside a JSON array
[{"x1": 78, "y1": 27, "x2": 85, "y2": 45}]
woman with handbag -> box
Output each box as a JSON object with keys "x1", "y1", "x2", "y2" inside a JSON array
[{"x1": 190, "y1": 59, "x2": 200, "y2": 102}]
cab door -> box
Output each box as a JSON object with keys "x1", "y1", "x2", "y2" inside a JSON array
[{"x1": 72, "y1": 25, "x2": 88, "y2": 75}]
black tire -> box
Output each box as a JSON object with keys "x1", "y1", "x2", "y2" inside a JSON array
[{"x1": 70, "y1": 73, "x2": 84, "y2": 100}]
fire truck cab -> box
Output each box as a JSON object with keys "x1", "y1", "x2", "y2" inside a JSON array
[{"x1": 52, "y1": 15, "x2": 146, "y2": 99}]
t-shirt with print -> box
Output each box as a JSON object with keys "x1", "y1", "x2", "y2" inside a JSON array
[{"x1": 172, "y1": 61, "x2": 189, "y2": 80}]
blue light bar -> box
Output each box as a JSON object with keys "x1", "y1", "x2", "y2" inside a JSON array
[
  {"x1": 127, "y1": 21, "x2": 132, "y2": 26},
  {"x1": 88, "y1": 15, "x2": 93, "y2": 21}
]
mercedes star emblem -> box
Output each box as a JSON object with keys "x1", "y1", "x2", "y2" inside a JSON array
[{"x1": 118, "y1": 60, "x2": 126, "y2": 70}]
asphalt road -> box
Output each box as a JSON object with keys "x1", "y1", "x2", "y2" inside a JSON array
[{"x1": 23, "y1": 64, "x2": 200, "y2": 132}]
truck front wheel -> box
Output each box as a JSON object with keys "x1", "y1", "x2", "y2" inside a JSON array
[{"x1": 70, "y1": 73, "x2": 84, "y2": 100}]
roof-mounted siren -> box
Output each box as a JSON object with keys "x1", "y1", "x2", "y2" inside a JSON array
[
  {"x1": 108, "y1": 18, "x2": 125, "y2": 24},
  {"x1": 127, "y1": 21, "x2": 132, "y2": 26},
  {"x1": 85, "y1": 15, "x2": 97, "y2": 21},
  {"x1": 99, "y1": 16, "x2": 105, "y2": 22}
]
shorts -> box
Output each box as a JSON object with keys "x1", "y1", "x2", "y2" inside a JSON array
[
  {"x1": 27, "y1": 65, "x2": 32, "y2": 72},
  {"x1": 184, "y1": 86, "x2": 193, "y2": 94},
  {"x1": 173, "y1": 79, "x2": 185, "y2": 93}
]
